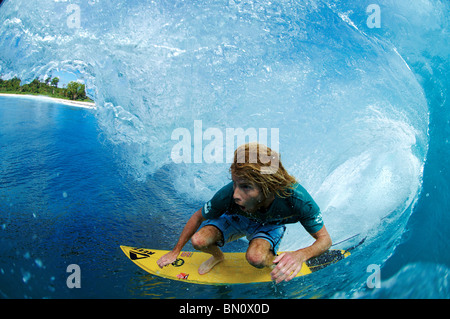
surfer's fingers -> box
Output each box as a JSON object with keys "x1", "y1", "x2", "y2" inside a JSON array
[
  {"x1": 275, "y1": 267, "x2": 294, "y2": 284},
  {"x1": 272, "y1": 252, "x2": 285, "y2": 264},
  {"x1": 270, "y1": 262, "x2": 286, "y2": 282},
  {"x1": 271, "y1": 261, "x2": 288, "y2": 279},
  {"x1": 156, "y1": 258, "x2": 166, "y2": 268},
  {"x1": 273, "y1": 255, "x2": 303, "y2": 283},
  {"x1": 157, "y1": 252, "x2": 177, "y2": 268},
  {"x1": 272, "y1": 263, "x2": 293, "y2": 283},
  {"x1": 280, "y1": 263, "x2": 298, "y2": 281},
  {"x1": 271, "y1": 253, "x2": 295, "y2": 282},
  {"x1": 286, "y1": 264, "x2": 302, "y2": 282}
]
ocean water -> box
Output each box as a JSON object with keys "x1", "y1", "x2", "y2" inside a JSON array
[{"x1": 0, "y1": 0, "x2": 449, "y2": 299}]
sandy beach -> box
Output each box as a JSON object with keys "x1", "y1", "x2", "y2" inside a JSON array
[{"x1": 0, "y1": 93, "x2": 96, "y2": 109}]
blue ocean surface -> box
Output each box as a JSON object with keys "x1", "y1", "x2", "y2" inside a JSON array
[{"x1": 0, "y1": 0, "x2": 449, "y2": 299}]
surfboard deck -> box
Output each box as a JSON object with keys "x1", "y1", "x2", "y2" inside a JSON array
[{"x1": 120, "y1": 245, "x2": 350, "y2": 285}]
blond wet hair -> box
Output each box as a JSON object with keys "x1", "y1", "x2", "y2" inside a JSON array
[{"x1": 230, "y1": 142, "x2": 297, "y2": 198}]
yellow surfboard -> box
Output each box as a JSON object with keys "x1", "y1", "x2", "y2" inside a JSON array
[{"x1": 120, "y1": 245, "x2": 350, "y2": 285}]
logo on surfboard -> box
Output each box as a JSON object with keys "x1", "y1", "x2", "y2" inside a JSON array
[
  {"x1": 171, "y1": 258, "x2": 185, "y2": 267},
  {"x1": 129, "y1": 248, "x2": 156, "y2": 260},
  {"x1": 176, "y1": 272, "x2": 189, "y2": 280}
]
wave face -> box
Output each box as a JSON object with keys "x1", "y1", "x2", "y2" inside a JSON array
[{"x1": 1, "y1": 0, "x2": 448, "y2": 298}]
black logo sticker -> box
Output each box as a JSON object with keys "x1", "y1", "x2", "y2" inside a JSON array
[
  {"x1": 129, "y1": 248, "x2": 156, "y2": 260},
  {"x1": 171, "y1": 258, "x2": 185, "y2": 267}
]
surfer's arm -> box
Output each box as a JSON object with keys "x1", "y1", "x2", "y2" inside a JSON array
[
  {"x1": 157, "y1": 208, "x2": 205, "y2": 268},
  {"x1": 297, "y1": 224, "x2": 332, "y2": 261},
  {"x1": 271, "y1": 225, "x2": 332, "y2": 283}
]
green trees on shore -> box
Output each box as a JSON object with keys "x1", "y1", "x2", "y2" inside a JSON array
[{"x1": 0, "y1": 76, "x2": 93, "y2": 102}]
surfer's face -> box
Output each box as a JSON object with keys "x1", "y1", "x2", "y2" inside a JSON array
[{"x1": 231, "y1": 175, "x2": 265, "y2": 214}]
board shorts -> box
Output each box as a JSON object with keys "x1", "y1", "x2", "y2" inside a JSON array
[{"x1": 202, "y1": 214, "x2": 286, "y2": 254}]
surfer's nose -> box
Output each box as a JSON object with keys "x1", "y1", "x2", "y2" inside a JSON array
[{"x1": 233, "y1": 187, "x2": 242, "y2": 203}]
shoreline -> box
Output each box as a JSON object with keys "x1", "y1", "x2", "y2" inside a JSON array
[{"x1": 0, "y1": 93, "x2": 96, "y2": 109}]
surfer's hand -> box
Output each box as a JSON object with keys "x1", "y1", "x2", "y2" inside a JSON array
[
  {"x1": 157, "y1": 250, "x2": 179, "y2": 268},
  {"x1": 271, "y1": 251, "x2": 305, "y2": 284}
]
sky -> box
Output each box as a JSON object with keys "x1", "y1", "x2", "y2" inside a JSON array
[{"x1": 50, "y1": 70, "x2": 81, "y2": 88}]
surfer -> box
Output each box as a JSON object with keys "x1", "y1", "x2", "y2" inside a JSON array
[{"x1": 157, "y1": 142, "x2": 332, "y2": 283}]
